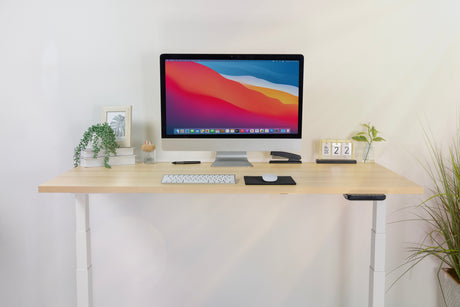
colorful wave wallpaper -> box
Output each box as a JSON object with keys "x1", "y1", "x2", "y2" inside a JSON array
[{"x1": 164, "y1": 60, "x2": 300, "y2": 133}]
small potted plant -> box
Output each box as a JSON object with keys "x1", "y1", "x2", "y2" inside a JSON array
[
  {"x1": 74, "y1": 123, "x2": 120, "y2": 168},
  {"x1": 351, "y1": 122, "x2": 385, "y2": 162}
]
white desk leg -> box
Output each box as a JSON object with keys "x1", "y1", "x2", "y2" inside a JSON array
[
  {"x1": 75, "y1": 194, "x2": 93, "y2": 307},
  {"x1": 369, "y1": 199, "x2": 386, "y2": 307}
]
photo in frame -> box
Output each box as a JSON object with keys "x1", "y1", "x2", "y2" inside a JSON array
[{"x1": 101, "y1": 106, "x2": 132, "y2": 148}]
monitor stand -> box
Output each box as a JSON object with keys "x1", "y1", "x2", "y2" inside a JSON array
[{"x1": 211, "y1": 151, "x2": 253, "y2": 167}]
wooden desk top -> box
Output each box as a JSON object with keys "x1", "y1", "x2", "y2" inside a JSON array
[{"x1": 38, "y1": 162, "x2": 424, "y2": 195}]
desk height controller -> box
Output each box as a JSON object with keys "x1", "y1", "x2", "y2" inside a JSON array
[{"x1": 343, "y1": 194, "x2": 386, "y2": 201}]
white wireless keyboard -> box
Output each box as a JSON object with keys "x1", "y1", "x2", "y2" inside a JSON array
[{"x1": 161, "y1": 174, "x2": 236, "y2": 184}]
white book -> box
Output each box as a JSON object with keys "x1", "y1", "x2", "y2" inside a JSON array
[
  {"x1": 80, "y1": 155, "x2": 136, "y2": 167},
  {"x1": 81, "y1": 147, "x2": 134, "y2": 158}
]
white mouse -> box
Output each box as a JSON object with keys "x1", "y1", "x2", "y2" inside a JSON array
[{"x1": 262, "y1": 174, "x2": 278, "y2": 182}]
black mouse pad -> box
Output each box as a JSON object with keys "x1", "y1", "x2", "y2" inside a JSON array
[{"x1": 244, "y1": 176, "x2": 296, "y2": 185}]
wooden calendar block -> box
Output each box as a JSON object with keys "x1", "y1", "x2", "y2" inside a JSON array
[{"x1": 319, "y1": 139, "x2": 355, "y2": 162}]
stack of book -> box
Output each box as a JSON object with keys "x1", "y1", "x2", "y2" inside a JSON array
[{"x1": 80, "y1": 147, "x2": 135, "y2": 167}]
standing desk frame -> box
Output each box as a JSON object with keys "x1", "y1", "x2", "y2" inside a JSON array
[{"x1": 39, "y1": 162, "x2": 423, "y2": 307}]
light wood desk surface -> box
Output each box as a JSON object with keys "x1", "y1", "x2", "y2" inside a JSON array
[
  {"x1": 38, "y1": 162, "x2": 423, "y2": 307},
  {"x1": 38, "y1": 162, "x2": 423, "y2": 195}
]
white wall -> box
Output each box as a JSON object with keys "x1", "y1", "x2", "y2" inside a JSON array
[{"x1": 1, "y1": 0, "x2": 459, "y2": 306}]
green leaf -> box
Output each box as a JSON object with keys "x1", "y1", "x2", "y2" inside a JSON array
[
  {"x1": 371, "y1": 126, "x2": 378, "y2": 139},
  {"x1": 352, "y1": 135, "x2": 368, "y2": 142},
  {"x1": 373, "y1": 137, "x2": 385, "y2": 142}
]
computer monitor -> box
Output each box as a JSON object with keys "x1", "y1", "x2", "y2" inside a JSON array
[{"x1": 160, "y1": 53, "x2": 304, "y2": 166}]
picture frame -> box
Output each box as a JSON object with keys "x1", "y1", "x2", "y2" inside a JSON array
[{"x1": 101, "y1": 106, "x2": 132, "y2": 148}]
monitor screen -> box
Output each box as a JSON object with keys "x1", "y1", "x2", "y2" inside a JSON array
[{"x1": 160, "y1": 54, "x2": 304, "y2": 166}]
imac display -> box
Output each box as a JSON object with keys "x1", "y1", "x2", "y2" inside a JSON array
[{"x1": 160, "y1": 54, "x2": 304, "y2": 166}]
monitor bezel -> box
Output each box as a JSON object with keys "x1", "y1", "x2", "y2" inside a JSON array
[{"x1": 160, "y1": 53, "x2": 304, "y2": 140}]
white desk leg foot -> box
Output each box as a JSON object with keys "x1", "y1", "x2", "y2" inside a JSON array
[
  {"x1": 369, "y1": 199, "x2": 386, "y2": 307},
  {"x1": 75, "y1": 194, "x2": 93, "y2": 307}
]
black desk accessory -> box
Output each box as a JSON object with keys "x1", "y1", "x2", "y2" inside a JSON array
[
  {"x1": 172, "y1": 161, "x2": 201, "y2": 164},
  {"x1": 269, "y1": 151, "x2": 302, "y2": 164},
  {"x1": 244, "y1": 176, "x2": 296, "y2": 185},
  {"x1": 343, "y1": 194, "x2": 386, "y2": 201},
  {"x1": 316, "y1": 159, "x2": 357, "y2": 164}
]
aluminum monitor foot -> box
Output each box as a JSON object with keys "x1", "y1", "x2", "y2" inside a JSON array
[{"x1": 211, "y1": 151, "x2": 253, "y2": 167}]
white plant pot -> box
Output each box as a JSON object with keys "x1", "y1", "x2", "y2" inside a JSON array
[{"x1": 440, "y1": 268, "x2": 460, "y2": 307}]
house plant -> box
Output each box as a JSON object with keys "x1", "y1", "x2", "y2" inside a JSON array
[
  {"x1": 351, "y1": 122, "x2": 385, "y2": 162},
  {"x1": 73, "y1": 122, "x2": 120, "y2": 168},
  {"x1": 395, "y1": 129, "x2": 460, "y2": 306}
]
